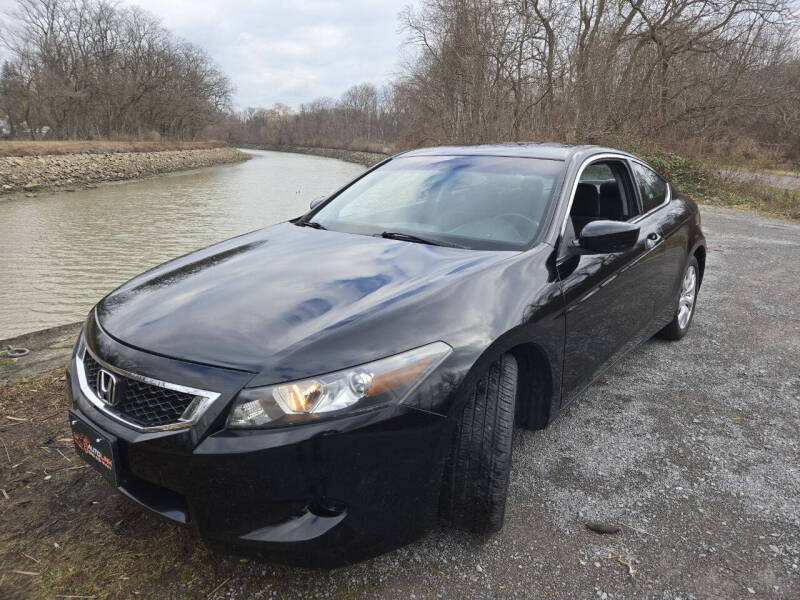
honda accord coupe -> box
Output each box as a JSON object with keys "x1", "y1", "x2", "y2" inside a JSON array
[{"x1": 67, "y1": 143, "x2": 706, "y2": 566}]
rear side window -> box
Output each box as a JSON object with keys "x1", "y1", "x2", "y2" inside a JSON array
[{"x1": 632, "y1": 163, "x2": 668, "y2": 213}]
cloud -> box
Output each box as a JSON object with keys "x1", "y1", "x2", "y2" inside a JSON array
[
  {"x1": 0, "y1": 0, "x2": 415, "y2": 108},
  {"x1": 119, "y1": 0, "x2": 415, "y2": 109},
  {"x1": 244, "y1": 26, "x2": 346, "y2": 58}
]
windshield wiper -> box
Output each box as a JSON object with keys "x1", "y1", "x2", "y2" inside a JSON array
[
  {"x1": 296, "y1": 219, "x2": 327, "y2": 230},
  {"x1": 378, "y1": 231, "x2": 464, "y2": 248}
]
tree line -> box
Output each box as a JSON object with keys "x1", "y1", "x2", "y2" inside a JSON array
[
  {"x1": 0, "y1": 0, "x2": 232, "y2": 139},
  {"x1": 225, "y1": 83, "x2": 402, "y2": 153},
  {"x1": 2, "y1": 0, "x2": 798, "y2": 163},
  {"x1": 230, "y1": 0, "x2": 800, "y2": 162}
]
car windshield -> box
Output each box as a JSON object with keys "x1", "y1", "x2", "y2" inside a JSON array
[{"x1": 310, "y1": 155, "x2": 564, "y2": 250}]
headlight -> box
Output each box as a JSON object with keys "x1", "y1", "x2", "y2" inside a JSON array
[{"x1": 226, "y1": 341, "x2": 452, "y2": 428}]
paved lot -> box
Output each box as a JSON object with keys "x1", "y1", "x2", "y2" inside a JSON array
[{"x1": 2, "y1": 205, "x2": 798, "y2": 599}]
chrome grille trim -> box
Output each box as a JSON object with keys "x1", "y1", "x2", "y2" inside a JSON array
[{"x1": 76, "y1": 344, "x2": 220, "y2": 432}]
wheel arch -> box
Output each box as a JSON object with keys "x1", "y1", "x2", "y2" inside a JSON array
[
  {"x1": 507, "y1": 342, "x2": 554, "y2": 430},
  {"x1": 693, "y1": 243, "x2": 706, "y2": 285},
  {"x1": 450, "y1": 326, "x2": 561, "y2": 431}
]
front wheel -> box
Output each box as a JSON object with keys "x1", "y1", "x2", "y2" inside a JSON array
[
  {"x1": 440, "y1": 353, "x2": 518, "y2": 534},
  {"x1": 658, "y1": 256, "x2": 699, "y2": 340}
]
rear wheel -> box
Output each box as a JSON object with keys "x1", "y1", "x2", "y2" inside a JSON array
[
  {"x1": 440, "y1": 354, "x2": 518, "y2": 533},
  {"x1": 658, "y1": 256, "x2": 699, "y2": 340}
]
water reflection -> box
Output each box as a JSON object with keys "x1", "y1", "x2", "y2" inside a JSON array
[{"x1": 0, "y1": 149, "x2": 365, "y2": 338}]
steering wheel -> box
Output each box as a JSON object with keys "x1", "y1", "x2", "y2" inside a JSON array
[{"x1": 493, "y1": 213, "x2": 539, "y2": 240}]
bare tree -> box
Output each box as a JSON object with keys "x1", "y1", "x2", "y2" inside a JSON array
[
  {"x1": 190, "y1": 0, "x2": 800, "y2": 162},
  {"x1": 0, "y1": 0, "x2": 233, "y2": 139},
  {"x1": 394, "y1": 0, "x2": 798, "y2": 155}
]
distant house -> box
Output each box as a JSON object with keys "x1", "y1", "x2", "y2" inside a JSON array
[{"x1": 0, "y1": 118, "x2": 51, "y2": 139}]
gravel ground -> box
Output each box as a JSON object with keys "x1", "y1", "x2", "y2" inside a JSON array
[
  {"x1": 2, "y1": 205, "x2": 797, "y2": 599},
  {"x1": 212, "y1": 205, "x2": 798, "y2": 600}
]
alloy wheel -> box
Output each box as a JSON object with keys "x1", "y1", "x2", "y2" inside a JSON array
[{"x1": 678, "y1": 265, "x2": 697, "y2": 329}]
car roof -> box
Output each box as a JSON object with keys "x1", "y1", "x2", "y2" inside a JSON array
[{"x1": 397, "y1": 142, "x2": 633, "y2": 163}]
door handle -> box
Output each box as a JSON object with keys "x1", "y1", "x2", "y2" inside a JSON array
[{"x1": 645, "y1": 232, "x2": 661, "y2": 248}]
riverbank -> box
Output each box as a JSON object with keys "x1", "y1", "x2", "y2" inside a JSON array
[
  {"x1": 0, "y1": 323, "x2": 81, "y2": 387},
  {"x1": 0, "y1": 140, "x2": 229, "y2": 158},
  {"x1": 242, "y1": 144, "x2": 388, "y2": 168},
  {"x1": 0, "y1": 145, "x2": 249, "y2": 197}
]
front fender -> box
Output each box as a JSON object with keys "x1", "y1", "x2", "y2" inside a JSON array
[{"x1": 432, "y1": 246, "x2": 565, "y2": 426}]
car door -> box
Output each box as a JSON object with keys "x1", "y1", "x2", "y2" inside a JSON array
[
  {"x1": 628, "y1": 160, "x2": 681, "y2": 324},
  {"x1": 557, "y1": 157, "x2": 668, "y2": 405}
]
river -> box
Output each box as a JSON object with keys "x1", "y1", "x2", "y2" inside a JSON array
[{"x1": 0, "y1": 149, "x2": 365, "y2": 339}]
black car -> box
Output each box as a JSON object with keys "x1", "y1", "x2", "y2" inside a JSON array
[{"x1": 67, "y1": 143, "x2": 706, "y2": 566}]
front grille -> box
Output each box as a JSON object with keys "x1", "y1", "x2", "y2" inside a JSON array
[
  {"x1": 83, "y1": 351, "x2": 102, "y2": 394},
  {"x1": 83, "y1": 352, "x2": 199, "y2": 428}
]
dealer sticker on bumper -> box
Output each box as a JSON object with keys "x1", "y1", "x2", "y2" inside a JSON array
[{"x1": 69, "y1": 410, "x2": 120, "y2": 486}]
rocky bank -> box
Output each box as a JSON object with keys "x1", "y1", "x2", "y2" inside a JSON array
[{"x1": 0, "y1": 146, "x2": 248, "y2": 197}]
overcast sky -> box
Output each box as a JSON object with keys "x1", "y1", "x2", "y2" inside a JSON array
[{"x1": 0, "y1": 0, "x2": 417, "y2": 110}]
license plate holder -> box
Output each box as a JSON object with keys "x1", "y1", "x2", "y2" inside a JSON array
[{"x1": 69, "y1": 410, "x2": 120, "y2": 486}]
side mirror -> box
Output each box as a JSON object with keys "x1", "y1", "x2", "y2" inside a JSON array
[
  {"x1": 578, "y1": 220, "x2": 639, "y2": 253},
  {"x1": 309, "y1": 196, "x2": 326, "y2": 210}
]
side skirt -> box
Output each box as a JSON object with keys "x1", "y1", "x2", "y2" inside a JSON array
[{"x1": 559, "y1": 316, "x2": 670, "y2": 411}]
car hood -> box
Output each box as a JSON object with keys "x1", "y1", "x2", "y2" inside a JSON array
[{"x1": 97, "y1": 222, "x2": 515, "y2": 376}]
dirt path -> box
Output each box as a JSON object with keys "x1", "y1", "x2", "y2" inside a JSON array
[
  {"x1": 1, "y1": 205, "x2": 798, "y2": 599},
  {"x1": 719, "y1": 168, "x2": 800, "y2": 192}
]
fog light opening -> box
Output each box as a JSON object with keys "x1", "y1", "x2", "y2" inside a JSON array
[{"x1": 309, "y1": 497, "x2": 347, "y2": 518}]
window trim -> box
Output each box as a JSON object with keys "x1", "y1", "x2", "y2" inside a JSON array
[
  {"x1": 558, "y1": 152, "x2": 632, "y2": 238},
  {"x1": 610, "y1": 159, "x2": 639, "y2": 222}
]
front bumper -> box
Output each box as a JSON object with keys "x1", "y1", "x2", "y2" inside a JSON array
[{"x1": 67, "y1": 346, "x2": 452, "y2": 567}]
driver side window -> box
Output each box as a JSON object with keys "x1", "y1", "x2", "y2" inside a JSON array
[{"x1": 569, "y1": 160, "x2": 638, "y2": 236}]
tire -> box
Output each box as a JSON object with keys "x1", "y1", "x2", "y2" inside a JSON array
[
  {"x1": 658, "y1": 256, "x2": 700, "y2": 340},
  {"x1": 440, "y1": 353, "x2": 518, "y2": 534}
]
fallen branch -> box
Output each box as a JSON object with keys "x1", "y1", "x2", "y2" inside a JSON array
[
  {"x1": 0, "y1": 435, "x2": 10, "y2": 464},
  {"x1": 55, "y1": 448, "x2": 72, "y2": 463},
  {"x1": 207, "y1": 577, "x2": 230, "y2": 598},
  {"x1": 615, "y1": 555, "x2": 636, "y2": 580}
]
